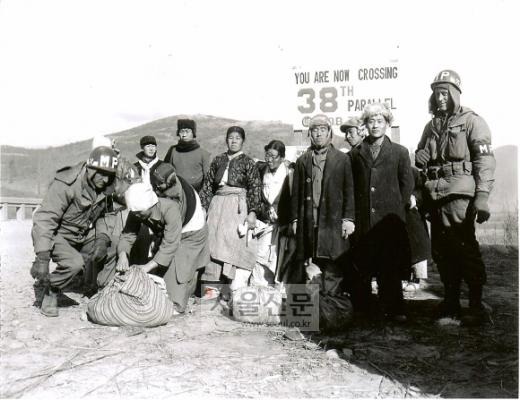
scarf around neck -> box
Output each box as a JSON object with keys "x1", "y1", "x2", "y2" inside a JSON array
[
  {"x1": 176, "y1": 140, "x2": 201, "y2": 153},
  {"x1": 138, "y1": 156, "x2": 159, "y2": 187}
]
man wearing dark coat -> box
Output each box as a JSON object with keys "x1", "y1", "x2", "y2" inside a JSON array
[
  {"x1": 349, "y1": 103, "x2": 414, "y2": 322},
  {"x1": 289, "y1": 114, "x2": 355, "y2": 294}
]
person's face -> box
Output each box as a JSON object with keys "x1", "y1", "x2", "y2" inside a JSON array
[
  {"x1": 310, "y1": 125, "x2": 332, "y2": 149},
  {"x1": 345, "y1": 127, "x2": 363, "y2": 147},
  {"x1": 134, "y1": 208, "x2": 153, "y2": 220},
  {"x1": 226, "y1": 132, "x2": 244, "y2": 154},
  {"x1": 265, "y1": 149, "x2": 283, "y2": 171},
  {"x1": 88, "y1": 169, "x2": 114, "y2": 191},
  {"x1": 366, "y1": 115, "x2": 389, "y2": 138},
  {"x1": 434, "y1": 87, "x2": 450, "y2": 112},
  {"x1": 178, "y1": 128, "x2": 194, "y2": 142},
  {"x1": 143, "y1": 144, "x2": 157, "y2": 158}
]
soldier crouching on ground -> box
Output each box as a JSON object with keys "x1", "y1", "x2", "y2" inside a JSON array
[
  {"x1": 30, "y1": 145, "x2": 118, "y2": 317},
  {"x1": 415, "y1": 69, "x2": 496, "y2": 326}
]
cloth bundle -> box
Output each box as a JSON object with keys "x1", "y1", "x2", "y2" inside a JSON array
[{"x1": 87, "y1": 266, "x2": 176, "y2": 327}]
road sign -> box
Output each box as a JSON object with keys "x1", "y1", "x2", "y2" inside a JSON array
[{"x1": 292, "y1": 61, "x2": 400, "y2": 137}]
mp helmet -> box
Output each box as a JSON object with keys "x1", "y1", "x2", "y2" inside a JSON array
[
  {"x1": 431, "y1": 69, "x2": 461, "y2": 93},
  {"x1": 86, "y1": 146, "x2": 118, "y2": 174}
]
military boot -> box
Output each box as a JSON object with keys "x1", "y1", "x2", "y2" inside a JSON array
[
  {"x1": 41, "y1": 286, "x2": 59, "y2": 317},
  {"x1": 461, "y1": 284, "x2": 490, "y2": 326}
]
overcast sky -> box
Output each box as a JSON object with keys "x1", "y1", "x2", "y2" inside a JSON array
[{"x1": 0, "y1": 0, "x2": 518, "y2": 150}]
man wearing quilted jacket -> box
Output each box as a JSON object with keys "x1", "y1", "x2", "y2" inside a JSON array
[{"x1": 415, "y1": 69, "x2": 495, "y2": 326}]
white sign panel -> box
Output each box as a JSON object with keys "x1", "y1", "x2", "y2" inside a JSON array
[
  {"x1": 293, "y1": 61, "x2": 400, "y2": 136},
  {"x1": 285, "y1": 145, "x2": 309, "y2": 163}
]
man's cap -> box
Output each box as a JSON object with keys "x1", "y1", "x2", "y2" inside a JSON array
[{"x1": 340, "y1": 117, "x2": 362, "y2": 133}]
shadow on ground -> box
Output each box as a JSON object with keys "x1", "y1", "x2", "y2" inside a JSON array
[{"x1": 305, "y1": 245, "x2": 518, "y2": 398}]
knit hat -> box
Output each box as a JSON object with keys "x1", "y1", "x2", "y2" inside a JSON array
[
  {"x1": 177, "y1": 119, "x2": 196, "y2": 137},
  {"x1": 140, "y1": 135, "x2": 157, "y2": 147},
  {"x1": 226, "y1": 126, "x2": 245, "y2": 140},
  {"x1": 124, "y1": 182, "x2": 158, "y2": 212}
]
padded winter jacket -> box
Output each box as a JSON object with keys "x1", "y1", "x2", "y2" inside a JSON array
[{"x1": 416, "y1": 106, "x2": 495, "y2": 201}]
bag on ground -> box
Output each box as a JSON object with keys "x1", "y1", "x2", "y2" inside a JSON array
[
  {"x1": 319, "y1": 294, "x2": 353, "y2": 332},
  {"x1": 87, "y1": 266, "x2": 176, "y2": 327},
  {"x1": 232, "y1": 286, "x2": 283, "y2": 325}
]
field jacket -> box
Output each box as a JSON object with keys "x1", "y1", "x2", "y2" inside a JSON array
[
  {"x1": 32, "y1": 162, "x2": 112, "y2": 253},
  {"x1": 416, "y1": 106, "x2": 495, "y2": 202}
]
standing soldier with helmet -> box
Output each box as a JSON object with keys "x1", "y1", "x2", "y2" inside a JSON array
[
  {"x1": 415, "y1": 70, "x2": 496, "y2": 325},
  {"x1": 30, "y1": 145, "x2": 118, "y2": 317}
]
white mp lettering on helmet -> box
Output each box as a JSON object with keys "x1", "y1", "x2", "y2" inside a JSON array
[
  {"x1": 431, "y1": 69, "x2": 462, "y2": 92},
  {"x1": 87, "y1": 146, "x2": 118, "y2": 174}
]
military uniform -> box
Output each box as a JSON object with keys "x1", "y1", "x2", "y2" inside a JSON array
[
  {"x1": 415, "y1": 70, "x2": 495, "y2": 320},
  {"x1": 32, "y1": 162, "x2": 112, "y2": 290}
]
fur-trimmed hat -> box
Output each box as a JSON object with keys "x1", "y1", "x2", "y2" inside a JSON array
[
  {"x1": 177, "y1": 119, "x2": 196, "y2": 137},
  {"x1": 139, "y1": 135, "x2": 157, "y2": 147}
]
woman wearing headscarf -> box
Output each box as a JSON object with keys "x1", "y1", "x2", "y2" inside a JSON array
[
  {"x1": 116, "y1": 182, "x2": 209, "y2": 314},
  {"x1": 199, "y1": 126, "x2": 262, "y2": 296}
]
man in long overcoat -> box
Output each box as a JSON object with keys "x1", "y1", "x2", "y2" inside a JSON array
[
  {"x1": 349, "y1": 103, "x2": 414, "y2": 322},
  {"x1": 290, "y1": 114, "x2": 355, "y2": 294}
]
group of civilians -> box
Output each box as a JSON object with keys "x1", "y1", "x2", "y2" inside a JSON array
[{"x1": 31, "y1": 70, "x2": 495, "y2": 327}]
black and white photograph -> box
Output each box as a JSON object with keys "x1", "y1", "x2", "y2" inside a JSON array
[{"x1": 0, "y1": 0, "x2": 518, "y2": 398}]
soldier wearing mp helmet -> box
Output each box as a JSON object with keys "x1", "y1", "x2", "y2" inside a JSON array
[
  {"x1": 31, "y1": 145, "x2": 118, "y2": 317},
  {"x1": 415, "y1": 69, "x2": 495, "y2": 325}
]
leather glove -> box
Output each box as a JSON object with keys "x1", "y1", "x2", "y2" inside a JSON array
[
  {"x1": 341, "y1": 220, "x2": 355, "y2": 239},
  {"x1": 92, "y1": 234, "x2": 111, "y2": 263},
  {"x1": 30, "y1": 251, "x2": 51, "y2": 280},
  {"x1": 473, "y1": 192, "x2": 491, "y2": 224},
  {"x1": 415, "y1": 149, "x2": 430, "y2": 168}
]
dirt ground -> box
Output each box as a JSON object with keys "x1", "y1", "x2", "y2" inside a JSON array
[{"x1": 0, "y1": 220, "x2": 518, "y2": 399}]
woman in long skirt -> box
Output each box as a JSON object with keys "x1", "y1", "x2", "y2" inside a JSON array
[{"x1": 199, "y1": 126, "x2": 262, "y2": 297}]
